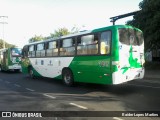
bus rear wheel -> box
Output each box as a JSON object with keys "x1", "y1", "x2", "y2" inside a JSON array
[{"x1": 62, "y1": 69, "x2": 74, "y2": 86}]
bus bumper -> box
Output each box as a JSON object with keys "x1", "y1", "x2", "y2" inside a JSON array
[
  {"x1": 112, "y1": 68, "x2": 145, "y2": 84},
  {"x1": 8, "y1": 64, "x2": 22, "y2": 70}
]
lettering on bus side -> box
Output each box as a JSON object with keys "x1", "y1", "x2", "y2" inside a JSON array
[
  {"x1": 48, "y1": 60, "x2": 53, "y2": 66},
  {"x1": 98, "y1": 61, "x2": 109, "y2": 67},
  {"x1": 41, "y1": 60, "x2": 44, "y2": 65}
]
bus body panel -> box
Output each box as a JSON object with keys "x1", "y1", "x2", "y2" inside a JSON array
[
  {"x1": 28, "y1": 57, "x2": 74, "y2": 78},
  {"x1": 112, "y1": 27, "x2": 145, "y2": 84},
  {"x1": 22, "y1": 55, "x2": 112, "y2": 84},
  {"x1": 69, "y1": 56, "x2": 112, "y2": 84}
]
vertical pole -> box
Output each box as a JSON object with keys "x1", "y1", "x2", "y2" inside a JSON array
[
  {"x1": 113, "y1": 21, "x2": 115, "y2": 25},
  {"x1": 0, "y1": 16, "x2": 8, "y2": 49},
  {"x1": 2, "y1": 17, "x2": 5, "y2": 48}
]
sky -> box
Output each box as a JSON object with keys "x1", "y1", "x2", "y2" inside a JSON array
[{"x1": 0, "y1": 0, "x2": 142, "y2": 48}]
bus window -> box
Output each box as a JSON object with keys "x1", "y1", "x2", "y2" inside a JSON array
[
  {"x1": 11, "y1": 48, "x2": 21, "y2": 56},
  {"x1": 119, "y1": 28, "x2": 144, "y2": 46},
  {"x1": 36, "y1": 43, "x2": 45, "y2": 57},
  {"x1": 60, "y1": 38, "x2": 75, "y2": 56},
  {"x1": 77, "y1": 34, "x2": 98, "y2": 55},
  {"x1": 136, "y1": 30, "x2": 144, "y2": 46},
  {"x1": 37, "y1": 43, "x2": 44, "y2": 51},
  {"x1": 46, "y1": 41, "x2": 58, "y2": 57},
  {"x1": 49, "y1": 41, "x2": 57, "y2": 49},
  {"x1": 63, "y1": 39, "x2": 73, "y2": 47},
  {"x1": 81, "y1": 35, "x2": 94, "y2": 45},
  {"x1": 28, "y1": 45, "x2": 35, "y2": 57},
  {"x1": 29, "y1": 45, "x2": 34, "y2": 51},
  {"x1": 119, "y1": 29, "x2": 129, "y2": 45},
  {"x1": 100, "y1": 31, "x2": 111, "y2": 55}
]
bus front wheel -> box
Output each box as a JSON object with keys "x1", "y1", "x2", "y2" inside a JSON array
[
  {"x1": 62, "y1": 69, "x2": 74, "y2": 86},
  {"x1": 29, "y1": 67, "x2": 35, "y2": 79}
]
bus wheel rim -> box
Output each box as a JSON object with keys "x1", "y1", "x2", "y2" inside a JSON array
[{"x1": 64, "y1": 73, "x2": 71, "y2": 84}]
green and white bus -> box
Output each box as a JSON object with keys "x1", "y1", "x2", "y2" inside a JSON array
[
  {"x1": 0, "y1": 47, "x2": 22, "y2": 72},
  {"x1": 21, "y1": 25, "x2": 145, "y2": 86}
]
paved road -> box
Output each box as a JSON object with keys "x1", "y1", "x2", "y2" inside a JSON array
[{"x1": 0, "y1": 71, "x2": 160, "y2": 120}]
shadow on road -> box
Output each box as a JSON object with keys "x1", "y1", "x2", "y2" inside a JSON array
[{"x1": 24, "y1": 75, "x2": 140, "y2": 96}]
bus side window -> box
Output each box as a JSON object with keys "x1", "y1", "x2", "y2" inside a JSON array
[
  {"x1": 60, "y1": 38, "x2": 75, "y2": 56},
  {"x1": 36, "y1": 43, "x2": 45, "y2": 57},
  {"x1": 46, "y1": 41, "x2": 58, "y2": 57},
  {"x1": 100, "y1": 31, "x2": 111, "y2": 55},
  {"x1": 77, "y1": 34, "x2": 98, "y2": 55},
  {"x1": 28, "y1": 45, "x2": 35, "y2": 57}
]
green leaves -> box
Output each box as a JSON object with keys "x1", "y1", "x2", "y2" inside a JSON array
[
  {"x1": 29, "y1": 35, "x2": 44, "y2": 43},
  {"x1": 50, "y1": 27, "x2": 70, "y2": 38},
  {"x1": 29, "y1": 26, "x2": 80, "y2": 43},
  {"x1": 0, "y1": 39, "x2": 16, "y2": 49}
]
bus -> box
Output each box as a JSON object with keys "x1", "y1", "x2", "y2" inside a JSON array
[
  {"x1": 0, "y1": 47, "x2": 22, "y2": 72},
  {"x1": 21, "y1": 25, "x2": 145, "y2": 86}
]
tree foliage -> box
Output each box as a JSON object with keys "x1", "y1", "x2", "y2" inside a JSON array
[
  {"x1": 29, "y1": 35, "x2": 44, "y2": 43},
  {"x1": 127, "y1": 0, "x2": 160, "y2": 50},
  {"x1": 0, "y1": 39, "x2": 16, "y2": 49},
  {"x1": 29, "y1": 26, "x2": 81, "y2": 43},
  {"x1": 50, "y1": 27, "x2": 70, "y2": 38}
]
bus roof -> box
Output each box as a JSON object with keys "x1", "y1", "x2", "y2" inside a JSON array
[{"x1": 25, "y1": 25, "x2": 141, "y2": 46}]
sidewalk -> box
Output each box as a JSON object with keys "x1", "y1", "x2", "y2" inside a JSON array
[{"x1": 144, "y1": 69, "x2": 160, "y2": 79}]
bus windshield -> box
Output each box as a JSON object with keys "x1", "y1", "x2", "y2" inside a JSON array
[
  {"x1": 11, "y1": 48, "x2": 22, "y2": 56},
  {"x1": 119, "y1": 28, "x2": 144, "y2": 46}
]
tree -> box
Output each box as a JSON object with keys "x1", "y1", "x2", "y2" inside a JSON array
[
  {"x1": 50, "y1": 26, "x2": 81, "y2": 38},
  {"x1": 50, "y1": 27, "x2": 70, "y2": 38},
  {"x1": 29, "y1": 35, "x2": 44, "y2": 43},
  {"x1": 127, "y1": 0, "x2": 160, "y2": 51},
  {"x1": 29, "y1": 26, "x2": 81, "y2": 43},
  {"x1": 0, "y1": 39, "x2": 16, "y2": 49}
]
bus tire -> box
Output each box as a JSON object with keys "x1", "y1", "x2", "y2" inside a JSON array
[
  {"x1": 62, "y1": 69, "x2": 74, "y2": 86},
  {"x1": 28, "y1": 67, "x2": 35, "y2": 79}
]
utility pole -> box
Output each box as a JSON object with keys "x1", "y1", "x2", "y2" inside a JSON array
[
  {"x1": 0, "y1": 16, "x2": 8, "y2": 49},
  {"x1": 110, "y1": 11, "x2": 139, "y2": 25}
]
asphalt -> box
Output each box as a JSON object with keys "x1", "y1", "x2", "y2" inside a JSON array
[{"x1": 144, "y1": 69, "x2": 160, "y2": 79}]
